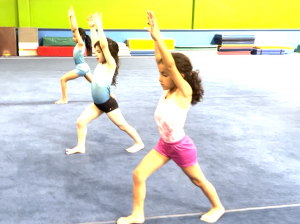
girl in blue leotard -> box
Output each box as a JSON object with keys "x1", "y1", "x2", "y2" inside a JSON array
[
  {"x1": 55, "y1": 6, "x2": 93, "y2": 104},
  {"x1": 66, "y1": 12, "x2": 144, "y2": 155}
]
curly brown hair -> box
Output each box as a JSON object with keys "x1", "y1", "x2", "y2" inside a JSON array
[{"x1": 170, "y1": 52, "x2": 204, "y2": 105}]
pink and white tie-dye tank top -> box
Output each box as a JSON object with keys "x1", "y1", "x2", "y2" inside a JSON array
[{"x1": 154, "y1": 90, "x2": 189, "y2": 143}]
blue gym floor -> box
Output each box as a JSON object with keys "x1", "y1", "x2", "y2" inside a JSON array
[{"x1": 0, "y1": 53, "x2": 299, "y2": 224}]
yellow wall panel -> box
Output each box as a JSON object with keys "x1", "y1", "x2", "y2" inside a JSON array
[
  {"x1": 28, "y1": 0, "x2": 193, "y2": 29},
  {"x1": 194, "y1": 0, "x2": 300, "y2": 29}
]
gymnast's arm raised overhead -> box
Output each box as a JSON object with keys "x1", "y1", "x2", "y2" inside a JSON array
[
  {"x1": 145, "y1": 11, "x2": 192, "y2": 100},
  {"x1": 69, "y1": 6, "x2": 84, "y2": 48},
  {"x1": 92, "y1": 12, "x2": 116, "y2": 70}
]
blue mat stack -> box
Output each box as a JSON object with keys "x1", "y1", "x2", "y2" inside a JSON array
[{"x1": 251, "y1": 46, "x2": 294, "y2": 55}]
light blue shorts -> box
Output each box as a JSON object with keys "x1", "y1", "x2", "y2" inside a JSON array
[{"x1": 73, "y1": 63, "x2": 90, "y2": 76}]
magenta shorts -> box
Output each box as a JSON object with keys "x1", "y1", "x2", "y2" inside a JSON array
[{"x1": 154, "y1": 135, "x2": 198, "y2": 168}]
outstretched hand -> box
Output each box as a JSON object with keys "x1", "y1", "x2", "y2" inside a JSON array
[
  {"x1": 145, "y1": 11, "x2": 161, "y2": 41},
  {"x1": 93, "y1": 12, "x2": 103, "y2": 28},
  {"x1": 87, "y1": 14, "x2": 96, "y2": 28},
  {"x1": 68, "y1": 6, "x2": 74, "y2": 18}
]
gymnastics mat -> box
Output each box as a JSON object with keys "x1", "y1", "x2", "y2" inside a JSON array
[
  {"x1": 214, "y1": 34, "x2": 255, "y2": 41},
  {"x1": 222, "y1": 40, "x2": 255, "y2": 45},
  {"x1": 175, "y1": 45, "x2": 218, "y2": 51},
  {"x1": 117, "y1": 42, "x2": 131, "y2": 56},
  {"x1": 221, "y1": 44, "x2": 255, "y2": 47},
  {"x1": 43, "y1": 37, "x2": 76, "y2": 46},
  {"x1": 18, "y1": 27, "x2": 39, "y2": 56},
  {"x1": 37, "y1": 46, "x2": 74, "y2": 56},
  {"x1": 127, "y1": 39, "x2": 174, "y2": 50},
  {"x1": 213, "y1": 34, "x2": 255, "y2": 45},
  {"x1": 219, "y1": 49, "x2": 253, "y2": 52},
  {"x1": 37, "y1": 46, "x2": 87, "y2": 57},
  {"x1": 251, "y1": 49, "x2": 286, "y2": 55},
  {"x1": 255, "y1": 46, "x2": 294, "y2": 50},
  {"x1": 219, "y1": 46, "x2": 253, "y2": 51},
  {"x1": 130, "y1": 50, "x2": 155, "y2": 56},
  {"x1": 219, "y1": 46, "x2": 253, "y2": 49},
  {"x1": 19, "y1": 49, "x2": 38, "y2": 56},
  {"x1": 217, "y1": 51, "x2": 251, "y2": 55},
  {"x1": 255, "y1": 47, "x2": 294, "y2": 54},
  {"x1": 0, "y1": 27, "x2": 17, "y2": 56}
]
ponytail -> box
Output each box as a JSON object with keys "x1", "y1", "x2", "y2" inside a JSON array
[
  {"x1": 84, "y1": 35, "x2": 92, "y2": 56},
  {"x1": 78, "y1": 28, "x2": 92, "y2": 56}
]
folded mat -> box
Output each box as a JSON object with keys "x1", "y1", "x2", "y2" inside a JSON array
[
  {"x1": 38, "y1": 46, "x2": 78, "y2": 56},
  {"x1": 219, "y1": 46, "x2": 253, "y2": 51},
  {"x1": 221, "y1": 44, "x2": 255, "y2": 47},
  {"x1": 43, "y1": 37, "x2": 76, "y2": 46},
  {"x1": 214, "y1": 35, "x2": 255, "y2": 44},
  {"x1": 175, "y1": 45, "x2": 217, "y2": 51},
  {"x1": 221, "y1": 40, "x2": 255, "y2": 44},
  {"x1": 251, "y1": 49, "x2": 286, "y2": 55},
  {"x1": 130, "y1": 50, "x2": 155, "y2": 56},
  {"x1": 19, "y1": 27, "x2": 38, "y2": 43},
  {"x1": 214, "y1": 34, "x2": 255, "y2": 40},
  {"x1": 256, "y1": 46, "x2": 294, "y2": 50},
  {"x1": 0, "y1": 27, "x2": 17, "y2": 56},
  {"x1": 218, "y1": 51, "x2": 251, "y2": 55},
  {"x1": 219, "y1": 46, "x2": 253, "y2": 49},
  {"x1": 19, "y1": 49, "x2": 38, "y2": 56},
  {"x1": 219, "y1": 49, "x2": 252, "y2": 52},
  {"x1": 127, "y1": 39, "x2": 174, "y2": 50}
]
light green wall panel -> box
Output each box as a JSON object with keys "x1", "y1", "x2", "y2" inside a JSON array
[
  {"x1": 28, "y1": 0, "x2": 193, "y2": 29},
  {"x1": 0, "y1": 0, "x2": 18, "y2": 27},
  {"x1": 18, "y1": 0, "x2": 31, "y2": 27}
]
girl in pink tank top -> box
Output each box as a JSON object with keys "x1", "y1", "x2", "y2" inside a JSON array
[
  {"x1": 117, "y1": 11, "x2": 225, "y2": 224},
  {"x1": 154, "y1": 89, "x2": 188, "y2": 143}
]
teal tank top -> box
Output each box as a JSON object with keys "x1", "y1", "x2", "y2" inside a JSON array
[
  {"x1": 73, "y1": 44, "x2": 86, "y2": 65},
  {"x1": 91, "y1": 64, "x2": 115, "y2": 104}
]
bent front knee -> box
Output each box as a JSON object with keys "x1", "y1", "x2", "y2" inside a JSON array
[
  {"x1": 190, "y1": 177, "x2": 208, "y2": 188},
  {"x1": 118, "y1": 124, "x2": 128, "y2": 131},
  {"x1": 133, "y1": 169, "x2": 146, "y2": 184},
  {"x1": 60, "y1": 75, "x2": 70, "y2": 83},
  {"x1": 77, "y1": 119, "x2": 86, "y2": 129}
]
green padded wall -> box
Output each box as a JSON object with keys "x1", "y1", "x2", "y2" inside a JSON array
[
  {"x1": 28, "y1": 0, "x2": 193, "y2": 29},
  {"x1": 194, "y1": 0, "x2": 300, "y2": 29},
  {"x1": 0, "y1": 0, "x2": 19, "y2": 27}
]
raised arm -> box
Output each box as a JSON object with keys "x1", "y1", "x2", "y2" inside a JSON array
[
  {"x1": 147, "y1": 13, "x2": 162, "y2": 63},
  {"x1": 154, "y1": 38, "x2": 162, "y2": 63},
  {"x1": 146, "y1": 11, "x2": 192, "y2": 98},
  {"x1": 69, "y1": 6, "x2": 84, "y2": 46},
  {"x1": 87, "y1": 14, "x2": 98, "y2": 47},
  {"x1": 93, "y1": 12, "x2": 116, "y2": 69}
]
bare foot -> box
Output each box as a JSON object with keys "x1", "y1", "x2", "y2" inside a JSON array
[
  {"x1": 55, "y1": 99, "x2": 68, "y2": 104},
  {"x1": 117, "y1": 215, "x2": 145, "y2": 224},
  {"x1": 126, "y1": 143, "x2": 144, "y2": 153},
  {"x1": 66, "y1": 146, "x2": 85, "y2": 155},
  {"x1": 200, "y1": 206, "x2": 225, "y2": 223}
]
